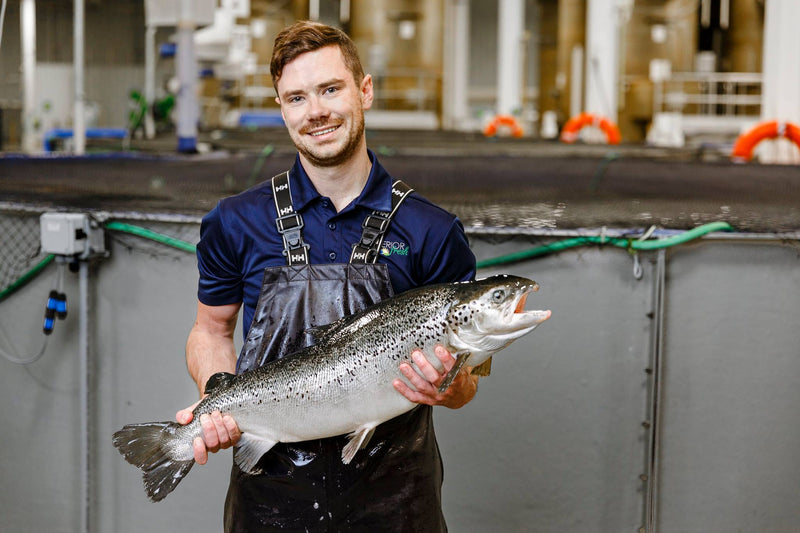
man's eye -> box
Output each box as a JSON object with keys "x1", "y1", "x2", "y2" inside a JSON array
[{"x1": 324, "y1": 86, "x2": 338, "y2": 95}]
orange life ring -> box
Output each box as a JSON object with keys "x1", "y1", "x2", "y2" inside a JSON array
[
  {"x1": 731, "y1": 120, "x2": 800, "y2": 162},
  {"x1": 560, "y1": 112, "x2": 621, "y2": 145},
  {"x1": 483, "y1": 114, "x2": 524, "y2": 138}
]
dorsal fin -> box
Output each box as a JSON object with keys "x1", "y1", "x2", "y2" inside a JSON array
[{"x1": 204, "y1": 372, "x2": 236, "y2": 395}]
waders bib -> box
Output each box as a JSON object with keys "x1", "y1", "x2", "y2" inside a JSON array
[{"x1": 224, "y1": 172, "x2": 447, "y2": 532}]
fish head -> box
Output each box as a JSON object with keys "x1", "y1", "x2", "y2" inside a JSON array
[{"x1": 446, "y1": 275, "x2": 551, "y2": 364}]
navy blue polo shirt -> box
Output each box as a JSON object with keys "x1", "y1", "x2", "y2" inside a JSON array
[{"x1": 197, "y1": 150, "x2": 476, "y2": 340}]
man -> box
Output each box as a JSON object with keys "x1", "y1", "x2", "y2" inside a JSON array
[{"x1": 176, "y1": 21, "x2": 477, "y2": 532}]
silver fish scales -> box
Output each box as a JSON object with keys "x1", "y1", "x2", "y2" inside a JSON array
[{"x1": 113, "y1": 274, "x2": 551, "y2": 501}]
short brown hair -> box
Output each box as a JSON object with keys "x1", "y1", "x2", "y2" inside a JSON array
[{"x1": 270, "y1": 21, "x2": 364, "y2": 90}]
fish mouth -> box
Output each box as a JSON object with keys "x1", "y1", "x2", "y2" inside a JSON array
[{"x1": 512, "y1": 283, "x2": 551, "y2": 325}]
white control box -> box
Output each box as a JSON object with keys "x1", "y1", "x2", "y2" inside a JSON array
[{"x1": 40, "y1": 213, "x2": 106, "y2": 257}]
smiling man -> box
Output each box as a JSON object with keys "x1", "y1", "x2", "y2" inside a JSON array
[{"x1": 177, "y1": 21, "x2": 477, "y2": 532}]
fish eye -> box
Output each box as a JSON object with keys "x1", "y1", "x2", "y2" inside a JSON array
[{"x1": 491, "y1": 289, "x2": 505, "y2": 303}]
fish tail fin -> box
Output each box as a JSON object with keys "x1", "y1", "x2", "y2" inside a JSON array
[{"x1": 113, "y1": 421, "x2": 194, "y2": 502}]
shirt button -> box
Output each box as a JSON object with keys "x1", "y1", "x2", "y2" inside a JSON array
[
  {"x1": 321, "y1": 199, "x2": 330, "y2": 208},
  {"x1": 329, "y1": 252, "x2": 337, "y2": 261},
  {"x1": 328, "y1": 222, "x2": 336, "y2": 230}
]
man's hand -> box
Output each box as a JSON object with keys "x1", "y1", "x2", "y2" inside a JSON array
[
  {"x1": 176, "y1": 402, "x2": 241, "y2": 465},
  {"x1": 393, "y1": 345, "x2": 478, "y2": 409}
]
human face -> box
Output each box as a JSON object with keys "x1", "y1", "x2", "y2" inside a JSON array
[{"x1": 275, "y1": 45, "x2": 373, "y2": 168}]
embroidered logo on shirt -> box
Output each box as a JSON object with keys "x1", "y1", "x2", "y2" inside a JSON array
[{"x1": 380, "y1": 241, "x2": 409, "y2": 257}]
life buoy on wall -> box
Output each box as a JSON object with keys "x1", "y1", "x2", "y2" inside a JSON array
[
  {"x1": 731, "y1": 120, "x2": 800, "y2": 162},
  {"x1": 560, "y1": 112, "x2": 622, "y2": 145},
  {"x1": 483, "y1": 114, "x2": 524, "y2": 138}
]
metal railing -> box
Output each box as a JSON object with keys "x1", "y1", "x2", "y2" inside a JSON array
[{"x1": 654, "y1": 71, "x2": 762, "y2": 117}]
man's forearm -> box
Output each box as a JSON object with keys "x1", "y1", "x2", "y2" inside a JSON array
[{"x1": 186, "y1": 327, "x2": 238, "y2": 397}]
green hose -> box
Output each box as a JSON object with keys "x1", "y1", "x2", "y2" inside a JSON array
[
  {"x1": 0, "y1": 254, "x2": 55, "y2": 302},
  {"x1": 104, "y1": 221, "x2": 197, "y2": 253},
  {"x1": 0, "y1": 221, "x2": 733, "y2": 302},
  {"x1": 476, "y1": 221, "x2": 734, "y2": 269}
]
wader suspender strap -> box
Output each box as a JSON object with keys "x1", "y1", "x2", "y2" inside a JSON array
[
  {"x1": 272, "y1": 172, "x2": 310, "y2": 266},
  {"x1": 349, "y1": 180, "x2": 413, "y2": 264},
  {"x1": 273, "y1": 173, "x2": 413, "y2": 266}
]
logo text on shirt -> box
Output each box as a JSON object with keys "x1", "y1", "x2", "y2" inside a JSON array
[{"x1": 380, "y1": 241, "x2": 409, "y2": 257}]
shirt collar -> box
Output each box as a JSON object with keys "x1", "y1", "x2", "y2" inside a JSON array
[{"x1": 287, "y1": 150, "x2": 393, "y2": 213}]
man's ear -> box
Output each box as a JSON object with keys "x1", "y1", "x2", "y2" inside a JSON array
[{"x1": 360, "y1": 74, "x2": 374, "y2": 111}]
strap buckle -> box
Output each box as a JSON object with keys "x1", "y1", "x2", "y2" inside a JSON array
[
  {"x1": 359, "y1": 212, "x2": 390, "y2": 248},
  {"x1": 275, "y1": 212, "x2": 304, "y2": 248}
]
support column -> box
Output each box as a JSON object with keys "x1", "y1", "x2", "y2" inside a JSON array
[
  {"x1": 20, "y1": 0, "x2": 37, "y2": 153},
  {"x1": 761, "y1": 0, "x2": 800, "y2": 163},
  {"x1": 144, "y1": 25, "x2": 156, "y2": 139},
  {"x1": 497, "y1": 0, "x2": 524, "y2": 116},
  {"x1": 73, "y1": 0, "x2": 85, "y2": 155},
  {"x1": 442, "y1": 0, "x2": 470, "y2": 130},
  {"x1": 556, "y1": 0, "x2": 586, "y2": 121},
  {"x1": 176, "y1": 0, "x2": 198, "y2": 153},
  {"x1": 585, "y1": 0, "x2": 619, "y2": 121}
]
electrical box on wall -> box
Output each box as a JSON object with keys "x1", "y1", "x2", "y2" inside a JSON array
[{"x1": 40, "y1": 213, "x2": 106, "y2": 257}]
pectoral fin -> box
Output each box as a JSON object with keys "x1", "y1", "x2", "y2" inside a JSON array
[
  {"x1": 234, "y1": 433, "x2": 277, "y2": 473},
  {"x1": 342, "y1": 426, "x2": 376, "y2": 464},
  {"x1": 437, "y1": 351, "x2": 471, "y2": 394}
]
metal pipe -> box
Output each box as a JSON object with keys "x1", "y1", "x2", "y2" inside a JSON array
[
  {"x1": 74, "y1": 0, "x2": 85, "y2": 155},
  {"x1": 643, "y1": 249, "x2": 666, "y2": 532},
  {"x1": 20, "y1": 0, "x2": 36, "y2": 153},
  {"x1": 176, "y1": 0, "x2": 198, "y2": 153},
  {"x1": 144, "y1": 25, "x2": 156, "y2": 139},
  {"x1": 79, "y1": 259, "x2": 91, "y2": 533}
]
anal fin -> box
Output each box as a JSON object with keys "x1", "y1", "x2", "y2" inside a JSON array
[
  {"x1": 342, "y1": 426, "x2": 376, "y2": 464},
  {"x1": 234, "y1": 433, "x2": 277, "y2": 473},
  {"x1": 437, "y1": 351, "x2": 471, "y2": 394}
]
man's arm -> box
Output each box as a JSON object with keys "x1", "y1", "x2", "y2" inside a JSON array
[{"x1": 175, "y1": 301, "x2": 242, "y2": 464}]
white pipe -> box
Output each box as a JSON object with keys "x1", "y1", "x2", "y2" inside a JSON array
[
  {"x1": 74, "y1": 0, "x2": 85, "y2": 155},
  {"x1": 442, "y1": 0, "x2": 470, "y2": 130},
  {"x1": 144, "y1": 25, "x2": 156, "y2": 139},
  {"x1": 496, "y1": 0, "x2": 524, "y2": 116},
  {"x1": 20, "y1": 0, "x2": 36, "y2": 153},
  {"x1": 176, "y1": 0, "x2": 198, "y2": 152},
  {"x1": 79, "y1": 259, "x2": 90, "y2": 533},
  {"x1": 570, "y1": 44, "x2": 583, "y2": 118}
]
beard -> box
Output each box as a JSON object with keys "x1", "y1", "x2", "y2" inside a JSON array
[{"x1": 291, "y1": 108, "x2": 366, "y2": 168}]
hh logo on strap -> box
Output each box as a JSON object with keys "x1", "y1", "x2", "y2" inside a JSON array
[
  {"x1": 380, "y1": 241, "x2": 409, "y2": 257},
  {"x1": 279, "y1": 206, "x2": 294, "y2": 216}
]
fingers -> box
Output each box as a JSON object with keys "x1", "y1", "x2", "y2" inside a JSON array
[
  {"x1": 180, "y1": 408, "x2": 240, "y2": 465},
  {"x1": 394, "y1": 345, "x2": 478, "y2": 409},
  {"x1": 193, "y1": 437, "x2": 209, "y2": 465},
  {"x1": 393, "y1": 347, "x2": 453, "y2": 406},
  {"x1": 175, "y1": 399, "x2": 201, "y2": 425}
]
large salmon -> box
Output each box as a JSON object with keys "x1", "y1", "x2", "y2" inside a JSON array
[{"x1": 113, "y1": 274, "x2": 551, "y2": 501}]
